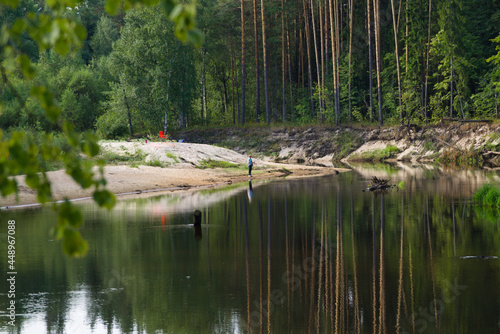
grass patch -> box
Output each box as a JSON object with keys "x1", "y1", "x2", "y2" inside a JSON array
[
  {"x1": 474, "y1": 184, "x2": 500, "y2": 207},
  {"x1": 146, "y1": 159, "x2": 164, "y2": 168},
  {"x1": 352, "y1": 145, "x2": 400, "y2": 162},
  {"x1": 473, "y1": 184, "x2": 500, "y2": 223},
  {"x1": 166, "y1": 152, "x2": 180, "y2": 163},
  {"x1": 98, "y1": 149, "x2": 146, "y2": 165},
  {"x1": 197, "y1": 159, "x2": 241, "y2": 169}
]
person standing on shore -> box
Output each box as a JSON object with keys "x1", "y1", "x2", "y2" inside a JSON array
[{"x1": 247, "y1": 155, "x2": 253, "y2": 177}]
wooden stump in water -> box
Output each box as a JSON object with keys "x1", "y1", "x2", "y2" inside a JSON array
[{"x1": 194, "y1": 210, "x2": 202, "y2": 226}]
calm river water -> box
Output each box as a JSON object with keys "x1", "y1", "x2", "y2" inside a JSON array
[{"x1": 1, "y1": 166, "x2": 500, "y2": 333}]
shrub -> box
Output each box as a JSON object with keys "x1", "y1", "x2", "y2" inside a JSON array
[{"x1": 474, "y1": 184, "x2": 500, "y2": 207}]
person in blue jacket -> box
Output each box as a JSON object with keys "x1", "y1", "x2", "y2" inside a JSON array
[{"x1": 247, "y1": 155, "x2": 253, "y2": 177}]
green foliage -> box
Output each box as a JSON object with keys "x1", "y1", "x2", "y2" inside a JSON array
[
  {"x1": 441, "y1": 148, "x2": 483, "y2": 167},
  {"x1": 146, "y1": 159, "x2": 164, "y2": 167},
  {"x1": 98, "y1": 148, "x2": 146, "y2": 164},
  {"x1": 473, "y1": 184, "x2": 500, "y2": 223},
  {"x1": 197, "y1": 159, "x2": 241, "y2": 169},
  {"x1": 333, "y1": 130, "x2": 363, "y2": 160},
  {"x1": 95, "y1": 105, "x2": 131, "y2": 139},
  {"x1": 359, "y1": 145, "x2": 400, "y2": 161},
  {"x1": 0, "y1": 0, "x2": 199, "y2": 257},
  {"x1": 166, "y1": 152, "x2": 180, "y2": 163}
]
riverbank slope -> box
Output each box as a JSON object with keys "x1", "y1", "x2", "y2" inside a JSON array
[{"x1": 175, "y1": 122, "x2": 500, "y2": 167}]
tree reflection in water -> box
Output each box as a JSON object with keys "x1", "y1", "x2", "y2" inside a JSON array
[{"x1": 2, "y1": 169, "x2": 499, "y2": 333}]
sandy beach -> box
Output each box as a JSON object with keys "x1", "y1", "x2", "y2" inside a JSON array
[{"x1": 2, "y1": 141, "x2": 347, "y2": 208}]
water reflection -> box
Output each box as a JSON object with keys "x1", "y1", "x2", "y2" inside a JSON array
[{"x1": 1, "y1": 167, "x2": 500, "y2": 333}]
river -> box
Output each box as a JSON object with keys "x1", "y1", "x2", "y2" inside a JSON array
[{"x1": 1, "y1": 165, "x2": 499, "y2": 333}]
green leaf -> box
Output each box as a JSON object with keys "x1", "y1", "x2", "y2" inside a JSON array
[
  {"x1": 25, "y1": 173, "x2": 40, "y2": 188},
  {"x1": 31, "y1": 86, "x2": 61, "y2": 122},
  {"x1": 58, "y1": 200, "x2": 83, "y2": 228},
  {"x1": 160, "y1": 0, "x2": 177, "y2": 15},
  {"x1": 63, "y1": 122, "x2": 79, "y2": 147},
  {"x1": 61, "y1": 227, "x2": 88, "y2": 257},
  {"x1": 80, "y1": 133, "x2": 100, "y2": 157},
  {"x1": 187, "y1": 29, "x2": 203, "y2": 46},
  {"x1": 93, "y1": 189, "x2": 116, "y2": 209},
  {"x1": 65, "y1": 161, "x2": 94, "y2": 189},
  {"x1": 36, "y1": 175, "x2": 52, "y2": 203},
  {"x1": 0, "y1": 178, "x2": 17, "y2": 196}
]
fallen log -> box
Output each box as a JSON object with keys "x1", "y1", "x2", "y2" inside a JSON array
[{"x1": 440, "y1": 118, "x2": 493, "y2": 123}]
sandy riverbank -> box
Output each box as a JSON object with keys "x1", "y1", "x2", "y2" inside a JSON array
[{"x1": 2, "y1": 141, "x2": 348, "y2": 208}]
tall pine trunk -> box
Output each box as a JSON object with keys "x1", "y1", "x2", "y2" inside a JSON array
[
  {"x1": 311, "y1": 0, "x2": 321, "y2": 120},
  {"x1": 319, "y1": 0, "x2": 326, "y2": 121},
  {"x1": 303, "y1": 0, "x2": 315, "y2": 115},
  {"x1": 253, "y1": 0, "x2": 260, "y2": 122},
  {"x1": 367, "y1": 0, "x2": 374, "y2": 122},
  {"x1": 449, "y1": 2, "x2": 454, "y2": 118},
  {"x1": 282, "y1": 0, "x2": 286, "y2": 122},
  {"x1": 120, "y1": 76, "x2": 133, "y2": 137},
  {"x1": 348, "y1": 0, "x2": 354, "y2": 122},
  {"x1": 261, "y1": 0, "x2": 270, "y2": 124},
  {"x1": 424, "y1": 0, "x2": 432, "y2": 121},
  {"x1": 390, "y1": 0, "x2": 403, "y2": 122},
  {"x1": 334, "y1": 0, "x2": 341, "y2": 124},
  {"x1": 329, "y1": 0, "x2": 338, "y2": 125},
  {"x1": 230, "y1": 33, "x2": 236, "y2": 124},
  {"x1": 373, "y1": 0, "x2": 383, "y2": 126},
  {"x1": 286, "y1": 23, "x2": 294, "y2": 117},
  {"x1": 201, "y1": 41, "x2": 207, "y2": 125},
  {"x1": 241, "y1": 0, "x2": 246, "y2": 124}
]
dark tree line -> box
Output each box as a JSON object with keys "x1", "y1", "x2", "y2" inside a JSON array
[{"x1": 1, "y1": 0, "x2": 500, "y2": 138}]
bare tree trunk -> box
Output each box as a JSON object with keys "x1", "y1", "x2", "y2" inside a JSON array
[
  {"x1": 320, "y1": 0, "x2": 326, "y2": 122},
  {"x1": 253, "y1": 0, "x2": 261, "y2": 122},
  {"x1": 449, "y1": 2, "x2": 453, "y2": 118},
  {"x1": 373, "y1": 0, "x2": 383, "y2": 126},
  {"x1": 367, "y1": 0, "x2": 374, "y2": 122},
  {"x1": 311, "y1": 0, "x2": 321, "y2": 119},
  {"x1": 120, "y1": 76, "x2": 133, "y2": 137},
  {"x1": 390, "y1": 0, "x2": 403, "y2": 123},
  {"x1": 164, "y1": 65, "x2": 172, "y2": 133},
  {"x1": 334, "y1": 0, "x2": 341, "y2": 124},
  {"x1": 241, "y1": 0, "x2": 246, "y2": 124},
  {"x1": 424, "y1": 0, "x2": 432, "y2": 121},
  {"x1": 329, "y1": 0, "x2": 338, "y2": 125},
  {"x1": 303, "y1": 0, "x2": 315, "y2": 116},
  {"x1": 201, "y1": 41, "x2": 207, "y2": 125},
  {"x1": 496, "y1": 92, "x2": 499, "y2": 119},
  {"x1": 286, "y1": 23, "x2": 294, "y2": 113},
  {"x1": 261, "y1": 0, "x2": 270, "y2": 124},
  {"x1": 230, "y1": 32, "x2": 236, "y2": 124},
  {"x1": 348, "y1": 0, "x2": 354, "y2": 122},
  {"x1": 282, "y1": 0, "x2": 287, "y2": 122}
]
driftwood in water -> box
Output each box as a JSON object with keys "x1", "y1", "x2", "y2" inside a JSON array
[{"x1": 363, "y1": 176, "x2": 393, "y2": 192}]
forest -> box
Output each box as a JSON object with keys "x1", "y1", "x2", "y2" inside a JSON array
[{"x1": 1, "y1": 0, "x2": 500, "y2": 137}]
